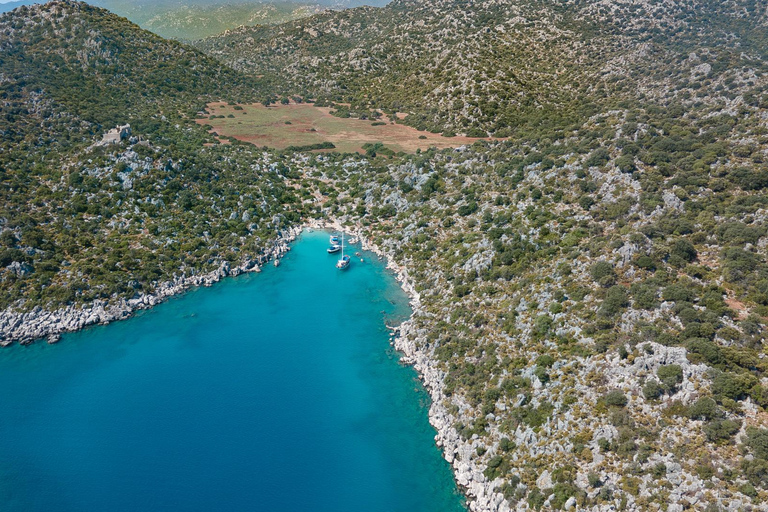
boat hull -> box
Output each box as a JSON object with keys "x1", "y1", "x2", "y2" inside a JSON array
[{"x1": 336, "y1": 255, "x2": 351, "y2": 270}]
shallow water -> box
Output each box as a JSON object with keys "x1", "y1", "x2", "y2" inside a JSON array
[{"x1": 0, "y1": 230, "x2": 464, "y2": 512}]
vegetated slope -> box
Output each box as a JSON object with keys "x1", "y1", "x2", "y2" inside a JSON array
[
  {"x1": 90, "y1": 0, "x2": 327, "y2": 40},
  {"x1": 193, "y1": 0, "x2": 768, "y2": 509},
  {"x1": 0, "y1": 1, "x2": 298, "y2": 312},
  {"x1": 196, "y1": 0, "x2": 768, "y2": 136},
  {"x1": 286, "y1": 71, "x2": 768, "y2": 508}
]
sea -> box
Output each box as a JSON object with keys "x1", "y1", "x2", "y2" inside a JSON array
[{"x1": 0, "y1": 230, "x2": 465, "y2": 512}]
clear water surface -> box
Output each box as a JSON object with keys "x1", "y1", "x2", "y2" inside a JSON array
[{"x1": 0, "y1": 230, "x2": 465, "y2": 512}]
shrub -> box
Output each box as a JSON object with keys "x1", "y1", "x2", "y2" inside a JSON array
[
  {"x1": 527, "y1": 487, "x2": 546, "y2": 511},
  {"x1": 712, "y1": 372, "x2": 757, "y2": 401},
  {"x1": 663, "y1": 284, "x2": 695, "y2": 302},
  {"x1": 634, "y1": 255, "x2": 656, "y2": 271},
  {"x1": 591, "y1": 261, "x2": 616, "y2": 287},
  {"x1": 533, "y1": 366, "x2": 550, "y2": 385},
  {"x1": 454, "y1": 284, "x2": 471, "y2": 297},
  {"x1": 743, "y1": 455, "x2": 768, "y2": 489},
  {"x1": 616, "y1": 155, "x2": 636, "y2": 173},
  {"x1": 604, "y1": 390, "x2": 628, "y2": 407},
  {"x1": 704, "y1": 419, "x2": 740, "y2": 443},
  {"x1": 579, "y1": 195, "x2": 594, "y2": 210},
  {"x1": 600, "y1": 286, "x2": 629, "y2": 317},
  {"x1": 657, "y1": 365, "x2": 683, "y2": 392},
  {"x1": 687, "y1": 397, "x2": 721, "y2": 421},
  {"x1": 585, "y1": 147, "x2": 610, "y2": 167},
  {"x1": 536, "y1": 354, "x2": 556, "y2": 367},
  {"x1": 534, "y1": 315, "x2": 553, "y2": 337},
  {"x1": 643, "y1": 380, "x2": 663, "y2": 400},
  {"x1": 631, "y1": 282, "x2": 658, "y2": 309},
  {"x1": 746, "y1": 427, "x2": 768, "y2": 460},
  {"x1": 499, "y1": 437, "x2": 516, "y2": 452}
]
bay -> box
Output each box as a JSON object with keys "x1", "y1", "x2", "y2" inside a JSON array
[{"x1": 0, "y1": 230, "x2": 465, "y2": 512}]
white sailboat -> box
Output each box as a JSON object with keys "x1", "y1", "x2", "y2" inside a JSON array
[{"x1": 336, "y1": 232, "x2": 350, "y2": 270}]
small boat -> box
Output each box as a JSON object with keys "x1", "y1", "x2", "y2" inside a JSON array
[
  {"x1": 327, "y1": 244, "x2": 341, "y2": 254},
  {"x1": 337, "y1": 254, "x2": 351, "y2": 270},
  {"x1": 336, "y1": 233, "x2": 350, "y2": 270},
  {"x1": 330, "y1": 235, "x2": 340, "y2": 245},
  {"x1": 274, "y1": 259, "x2": 280, "y2": 267}
]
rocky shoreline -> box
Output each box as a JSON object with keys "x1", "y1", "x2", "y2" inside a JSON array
[
  {"x1": 0, "y1": 226, "x2": 302, "y2": 346},
  {"x1": 308, "y1": 218, "x2": 499, "y2": 512},
  {"x1": 0, "y1": 219, "x2": 490, "y2": 511}
]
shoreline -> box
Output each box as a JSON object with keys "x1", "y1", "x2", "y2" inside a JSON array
[
  {"x1": 0, "y1": 219, "x2": 495, "y2": 511},
  {"x1": 0, "y1": 226, "x2": 302, "y2": 346},
  {"x1": 308, "y1": 218, "x2": 501, "y2": 512}
]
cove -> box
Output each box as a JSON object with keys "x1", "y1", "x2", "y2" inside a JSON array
[{"x1": 0, "y1": 230, "x2": 465, "y2": 512}]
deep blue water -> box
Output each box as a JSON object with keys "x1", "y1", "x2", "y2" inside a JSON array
[{"x1": 0, "y1": 230, "x2": 464, "y2": 512}]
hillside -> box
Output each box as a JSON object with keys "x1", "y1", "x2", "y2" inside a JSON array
[
  {"x1": 0, "y1": 1, "x2": 295, "y2": 315},
  {"x1": 3, "y1": 1, "x2": 768, "y2": 511},
  {"x1": 196, "y1": 0, "x2": 768, "y2": 136}
]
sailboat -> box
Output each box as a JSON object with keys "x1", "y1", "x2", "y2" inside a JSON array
[{"x1": 336, "y1": 232, "x2": 350, "y2": 270}]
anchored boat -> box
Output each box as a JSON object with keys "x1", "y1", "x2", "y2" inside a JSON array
[{"x1": 336, "y1": 233, "x2": 350, "y2": 271}]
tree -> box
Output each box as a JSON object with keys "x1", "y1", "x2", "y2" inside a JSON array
[{"x1": 671, "y1": 239, "x2": 697, "y2": 263}]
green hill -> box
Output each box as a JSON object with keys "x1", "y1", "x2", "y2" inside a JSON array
[
  {"x1": 0, "y1": 0, "x2": 292, "y2": 310},
  {"x1": 196, "y1": 0, "x2": 768, "y2": 136}
]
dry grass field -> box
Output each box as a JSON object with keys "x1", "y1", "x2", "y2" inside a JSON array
[{"x1": 196, "y1": 102, "x2": 495, "y2": 153}]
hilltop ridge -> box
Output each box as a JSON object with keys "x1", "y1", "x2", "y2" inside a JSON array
[{"x1": 196, "y1": 0, "x2": 768, "y2": 136}]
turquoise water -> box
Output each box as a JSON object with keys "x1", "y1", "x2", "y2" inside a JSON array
[{"x1": 0, "y1": 230, "x2": 464, "y2": 512}]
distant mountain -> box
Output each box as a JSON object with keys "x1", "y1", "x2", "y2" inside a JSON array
[
  {"x1": 0, "y1": 0, "x2": 39, "y2": 13},
  {"x1": 0, "y1": 0, "x2": 391, "y2": 39},
  {"x1": 89, "y1": 0, "x2": 329, "y2": 40}
]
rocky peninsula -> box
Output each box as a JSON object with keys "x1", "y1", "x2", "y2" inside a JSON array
[{"x1": 0, "y1": 226, "x2": 302, "y2": 346}]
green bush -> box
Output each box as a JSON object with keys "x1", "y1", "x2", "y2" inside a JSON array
[
  {"x1": 687, "y1": 397, "x2": 721, "y2": 421},
  {"x1": 527, "y1": 487, "x2": 546, "y2": 511},
  {"x1": 703, "y1": 419, "x2": 740, "y2": 443},
  {"x1": 642, "y1": 380, "x2": 663, "y2": 400},
  {"x1": 671, "y1": 239, "x2": 697, "y2": 263},
  {"x1": 746, "y1": 427, "x2": 768, "y2": 460},
  {"x1": 657, "y1": 364, "x2": 683, "y2": 392},
  {"x1": 712, "y1": 372, "x2": 757, "y2": 401},
  {"x1": 634, "y1": 255, "x2": 656, "y2": 271},
  {"x1": 604, "y1": 390, "x2": 628, "y2": 407},
  {"x1": 499, "y1": 437, "x2": 516, "y2": 452},
  {"x1": 600, "y1": 286, "x2": 629, "y2": 317},
  {"x1": 591, "y1": 261, "x2": 616, "y2": 287}
]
